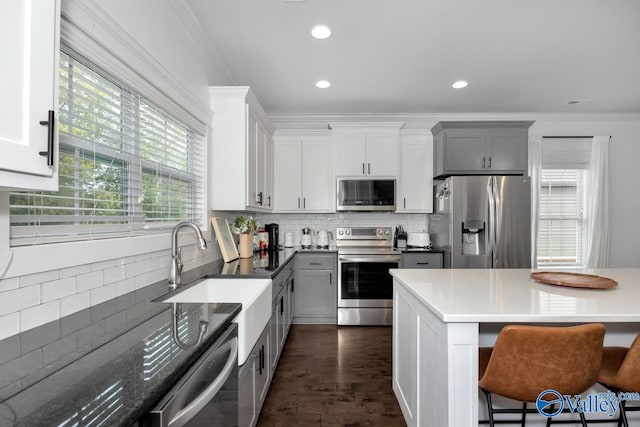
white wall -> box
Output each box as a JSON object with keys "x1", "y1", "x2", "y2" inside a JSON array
[{"x1": 530, "y1": 117, "x2": 640, "y2": 267}]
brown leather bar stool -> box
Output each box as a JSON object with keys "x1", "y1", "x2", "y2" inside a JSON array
[
  {"x1": 479, "y1": 323, "x2": 606, "y2": 426},
  {"x1": 598, "y1": 334, "x2": 640, "y2": 427}
]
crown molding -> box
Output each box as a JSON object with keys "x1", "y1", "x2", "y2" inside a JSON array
[{"x1": 268, "y1": 112, "x2": 640, "y2": 130}]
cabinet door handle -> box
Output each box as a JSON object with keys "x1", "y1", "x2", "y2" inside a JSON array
[
  {"x1": 257, "y1": 192, "x2": 263, "y2": 205},
  {"x1": 38, "y1": 110, "x2": 55, "y2": 166},
  {"x1": 488, "y1": 156, "x2": 492, "y2": 168},
  {"x1": 298, "y1": 197, "x2": 301, "y2": 209},
  {"x1": 362, "y1": 163, "x2": 365, "y2": 175},
  {"x1": 303, "y1": 198, "x2": 306, "y2": 209},
  {"x1": 291, "y1": 278, "x2": 294, "y2": 293},
  {"x1": 481, "y1": 156, "x2": 486, "y2": 168},
  {"x1": 368, "y1": 163, "x2": 371, "y2": 175},
  {"x1": 267, "y1": 195, "x2": 271, "y2": 207},
  {"x1": 329, "y1": 272, "x2": 332, "y2": 285},
  {"x1": 404, "y1": 197, "x2": 406, "y2": 209},
  {"x1": 280, "y1": 296, "x2": 284, "y2": 316}
]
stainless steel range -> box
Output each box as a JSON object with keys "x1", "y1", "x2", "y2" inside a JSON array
[{"x1": 336, "y1": 226, "x2": 401, "y2": 326}]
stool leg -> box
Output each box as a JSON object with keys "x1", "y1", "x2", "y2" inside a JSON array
[
  {"x1": 619, "y1": 400, "x2": 628, "y2": 427},
  {"x1": 545, "y1": 405, "x2": 554, "y2": 427},
  {"x1": 481, "y1": 389, "x2": 495, "y2": 427},
  {"x1": 520, "y1": 402, "x2": 527, "y2": 427},
  {"x1": 579, "y1": 411, "x2": 587, "y2": 427}
]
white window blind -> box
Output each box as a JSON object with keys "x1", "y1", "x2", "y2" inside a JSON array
[
  {"x1": 9, "y1": 48, "x2": 205, "y2": 245},
  {"x1": 537, "y1": 169, "x2": 587, "y2": 266}
]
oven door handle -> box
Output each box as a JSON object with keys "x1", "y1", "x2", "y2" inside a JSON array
[
  {"x1": 169, "y1": 337, "x2": 238, "y2": 427},
  {"x1": 338, "y1": 255, "x2": 401, "y2": 263}
]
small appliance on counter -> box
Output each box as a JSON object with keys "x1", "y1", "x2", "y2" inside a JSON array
[
  {"x1": 316, "y1": 229, "x2": 333, "y2": 249},
  {"x1": 265, "y1": 223, "x2": 279, "y2": 251},
  {"x1": 407, "y1": 231, "x2": 431, "y2": 249},
  {"x1": 284, "y1": 232, "x2": 294, "y2": 248},
  {"x1": 394, "y1": 226, "x2": 407, "y2": 249},
  {"x1": 301, "y1": 226, "x2": 313, "y2": 249}
]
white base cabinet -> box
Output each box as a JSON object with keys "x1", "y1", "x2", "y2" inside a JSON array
[{"x1": 0, "y1": 0, "x2": 60, "y2": 191}]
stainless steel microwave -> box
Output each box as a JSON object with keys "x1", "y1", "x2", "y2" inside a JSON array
[{"x1": 336, "y1": 179, "x2": 396, "y2": 211}]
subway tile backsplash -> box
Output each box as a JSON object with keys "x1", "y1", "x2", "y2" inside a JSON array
[
  {"x1": 0, "y1": 242, "x2": 216, "y2": 341},
  {"x1": 254, "y1": 212, "x2": 430, "y2": 245},
  {"x1": 0, "y1": 211, "x2": 426, "y2": 341}
]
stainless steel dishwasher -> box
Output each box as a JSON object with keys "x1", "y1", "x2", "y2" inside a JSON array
[{"x1": 142, "y1": 323, "x2": 238, "y2": 427}]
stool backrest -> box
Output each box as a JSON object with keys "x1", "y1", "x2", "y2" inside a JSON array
[
  {"x1": 610, "y1": 334, "x2": 640, "y2": 392},
  {"x1": 479, "y1": 323, "x2": 605, "y2": 402}
]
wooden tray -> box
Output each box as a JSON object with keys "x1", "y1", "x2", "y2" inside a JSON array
[{"x1": 530, "y1": 271, "x2": 618, "y2": 289}]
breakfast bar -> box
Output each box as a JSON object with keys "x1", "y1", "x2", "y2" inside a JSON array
[{"x1": 390, "y1": 268, "x2": 640, "y2": 427}]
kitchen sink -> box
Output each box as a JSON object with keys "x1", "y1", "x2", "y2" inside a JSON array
[{"x1": 161, "y1": 278, "x2": 272, "y2": 365}]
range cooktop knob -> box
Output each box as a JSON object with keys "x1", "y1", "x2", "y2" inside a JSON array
[
  {"x1": 345, "y1": 229, "x2": 351, "y2": 235},
  {"x1": 384, "y1": 230, "x2": 390, "y2": 235},
  {"x1": 338, "y1": 229, "x2": 343, "y2": 235}
]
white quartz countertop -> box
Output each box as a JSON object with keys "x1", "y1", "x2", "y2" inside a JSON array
[{"x1": 390, "y1": 268, "x2": 640, "y2": 323}]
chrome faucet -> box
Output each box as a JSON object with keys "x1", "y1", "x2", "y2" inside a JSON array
[{"x1": 169, "y1": 221, "x2": 208, "y2": 290}]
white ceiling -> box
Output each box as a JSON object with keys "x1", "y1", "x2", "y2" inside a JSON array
[{"x1": 185, "y1": 0, "x2": 640, "y2": 115}]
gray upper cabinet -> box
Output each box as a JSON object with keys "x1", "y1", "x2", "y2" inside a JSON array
[{"x1": 432, "y1": 121, "x2": 534, "y2": 178}]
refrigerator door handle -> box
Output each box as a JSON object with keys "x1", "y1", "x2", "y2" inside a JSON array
[{"x1": 487, "y1": 177, "x2": 496, "y2": 257}]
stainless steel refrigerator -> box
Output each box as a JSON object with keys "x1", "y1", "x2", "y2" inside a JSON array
[{"x1": 430, "y1": 176, "x2": 531, "y2": 268}]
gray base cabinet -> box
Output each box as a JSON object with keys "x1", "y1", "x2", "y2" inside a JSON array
[
  {"x1": 239, "y1": 265, "x2": 293, "y2": 427},
  {"x1": 432, "y1": 121, "x2": 534, "y2": 178},
  {"x1": 401, "y1": 252, "x2": 443, "y2": 269},
  {"x1": 293, "y1": 253, "x2": 337, "y2": 324},
  {"x1": 238, "y1": 326, "x2": 270, "y2": 427}
]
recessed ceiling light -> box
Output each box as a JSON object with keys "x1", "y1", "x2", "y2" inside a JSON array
[
  {"x1": 452, "y1": 80, "x2": 469, "y2": 89},
  {"x1": 311, "y1": 25, "x2": 332, "y2": 40},
  {"x1": 316, "y1": 80, "x2": 331, "y2": 89}
]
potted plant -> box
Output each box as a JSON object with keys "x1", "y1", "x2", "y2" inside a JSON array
[{"x1": 231, "y1": 215, "x2": 259, "y2": 258}]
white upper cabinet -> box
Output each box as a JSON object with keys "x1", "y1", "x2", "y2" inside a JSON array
[
  {"x1": 331, "y1": 123, "x2": 402, "y2": 177},
  {"x1": 209, "y1": 87, "x2": 274, "y2": 212},
  {"x1": 0, "y1": 0, "x2": 60, "y2": 191},
  {"x1": 273, "y1": 131, "x2": 333, "y2": 213},
  {"x1": 397, "y1": 130, "x2": 433, "y2": 213}
]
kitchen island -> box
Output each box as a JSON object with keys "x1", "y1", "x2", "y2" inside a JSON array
[{"x1": 390, "y1": 268, "x2": 640, "y2": 427}]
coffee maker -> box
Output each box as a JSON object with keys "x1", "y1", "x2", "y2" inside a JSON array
[{"x1": 265, "y1": 223, "x2": 279, "y2": 251}]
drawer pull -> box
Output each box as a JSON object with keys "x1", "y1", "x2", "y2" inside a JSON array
[{"x1": 416, "y1": 262, "x2": 430, "y2": 265}]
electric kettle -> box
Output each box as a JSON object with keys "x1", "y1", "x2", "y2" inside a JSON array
[{"x1": 316, "y1": 229, "x2": 333, "y2": 249}]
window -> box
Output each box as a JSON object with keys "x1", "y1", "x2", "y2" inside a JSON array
[
  {"x1": 9, "y1": 48, "x2": 204, "y2": 245},
  {"x1": 537, "y1": 169, "x2": 587, "y2": 266}
]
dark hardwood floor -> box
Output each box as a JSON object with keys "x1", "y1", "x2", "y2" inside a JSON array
[{"x1": 257, "y1": 324, "x2": 407, "y2": 427}]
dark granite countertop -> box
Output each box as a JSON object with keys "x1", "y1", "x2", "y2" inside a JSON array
[
  {"x1": 0, "y1": 266, "x2": 241, "y2": 427},
  {"x1": 203, "y1": 247, "x2": 336, "y2": 279},
  {"x1": 0, "y1": 248, "x2": 338, "y2": 426}
]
